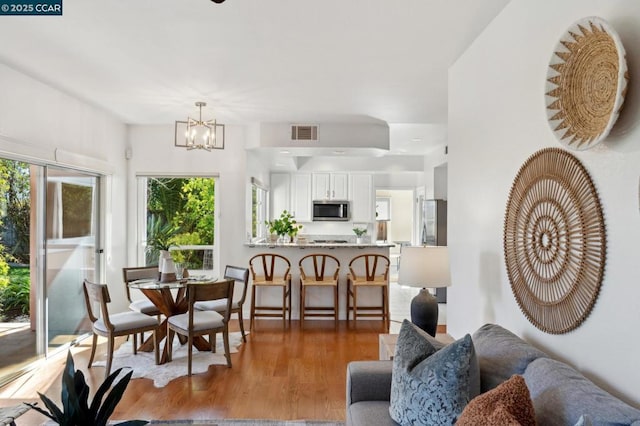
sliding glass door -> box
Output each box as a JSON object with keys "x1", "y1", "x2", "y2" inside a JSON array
[
  {"x1": 0, "y1": 159, "x2": 102, "y2": 386},
  {"x1": 0, "y1": 159, "x2": 39, "y2": 384},
  {"x1": 45, "y1": 167, "x2": 99, "y2": 351}
]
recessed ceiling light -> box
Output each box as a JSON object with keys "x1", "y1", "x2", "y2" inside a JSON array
[
  {"x1": 411, "y1": 138, "x2": 422, "y2": 143},
  {"x1": 333, "y1": 150, "x2": 345, "y2": 155},
  {"x1": 280, "y1": 150, "x2": 291, "y2": 154},
  {"x1": 398, "y1": 149, "x2": 407, "y2": 153}
]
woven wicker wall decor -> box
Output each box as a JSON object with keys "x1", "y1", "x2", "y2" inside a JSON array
[
  {"x1": 545, "y1": 16, "x2": 629, "y2": 151},
  {"x1": 503, "y1": 148, "x2": 606, "y2": 334}
]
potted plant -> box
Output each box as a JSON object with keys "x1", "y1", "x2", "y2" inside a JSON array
[
  {"x1": 353, "y1": 226, "x2": 367, "y2": 244},
  {"x1": 266, "y1": 210, "x2": 303, "y2": 243},
  {"x1": 265, "y1": 218, "x2": 281, "y2": 243},
  {"x1": 27, "y1": 351, "x2": 147, "y2": 426}
]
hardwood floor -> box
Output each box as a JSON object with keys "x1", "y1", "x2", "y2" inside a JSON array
[{"x1": 0, "y1": 319, "x2": 395, "y2": 424}]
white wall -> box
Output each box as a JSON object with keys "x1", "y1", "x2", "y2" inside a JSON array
[
  {"x1": 0, "y1": 62, "x2": 129, "y2": 310},
  {"x1": 448, "y1": 0, "x2": 640, "y2": 406},
  {"x1": 423, "y1": 148, "x2": 447, "y2": 199}
]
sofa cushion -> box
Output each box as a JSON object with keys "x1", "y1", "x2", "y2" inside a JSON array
[
  {"x1": 347, "y1": 361, "x2": 394, "y2": 404},
  {"x1": 523, "y1": 357, "x2": 640, "y2": 426},
  {"x1": 472, "y1": 324, "x2": 548, "y2": 392},
  {"x1": 457, "y1": 374, "x2": 536, "y2": 426},
  {"x1": 349, "y1": 401, "x2": 399, "y2": 426},
  {"x1": 389, "y1": 320, "x2": 479, "y2": 425}
]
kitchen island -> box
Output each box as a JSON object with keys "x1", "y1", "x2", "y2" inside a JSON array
[{"x1": 245, "y1": 241, "x2": 394, "y2": 321}]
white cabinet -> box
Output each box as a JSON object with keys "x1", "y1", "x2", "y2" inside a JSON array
[
  {"x1": 291, "y1": 173, "x2": 312, "y2": 222},
  {"x1": 313, "y1": 173, "x2": 330, "y2": 200},
  {"x1": 270, "y1": 173, "x2": 290, "y2": 219},
  {"x1": 312, "y1": 172, "x2": 349, "y2": 200},
  {"x1": 349, "y1": 174, "x2": 374, "y2": 222},
  {"x1": 332, "y1": 173, "x2": 349, "y2": 199}
]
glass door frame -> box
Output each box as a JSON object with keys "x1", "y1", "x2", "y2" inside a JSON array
[
  {"x1": 43, "y1": 165, "x2": 101, "y2": 356},
  {"x1": 0, "y1": 157, "x2": 104, "y2": 387}
]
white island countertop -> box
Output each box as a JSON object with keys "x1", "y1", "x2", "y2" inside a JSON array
[{"x1": 245, "y1": 241, "x2": 396, "y2": 249}]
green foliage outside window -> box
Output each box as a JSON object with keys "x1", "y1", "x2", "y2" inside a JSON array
[
  {"x1": 0, "y1": 267, "x2": 30, "y2": 320},
  {"x1": 145, "y1": 177, "x2": 215, "y2": 267}
]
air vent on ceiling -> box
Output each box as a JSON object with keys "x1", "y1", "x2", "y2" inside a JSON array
[{"x1": 291, "y1": 124, "x2": 319, "y2": 141}]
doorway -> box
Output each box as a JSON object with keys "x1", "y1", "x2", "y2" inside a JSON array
[{"x1": 375, "y1": 189, "x2": 417, "y2": 324}]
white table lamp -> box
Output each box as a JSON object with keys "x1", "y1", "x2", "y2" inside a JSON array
[{"x1": 397, "y1": 246, "x2": 451, "y2": 336}]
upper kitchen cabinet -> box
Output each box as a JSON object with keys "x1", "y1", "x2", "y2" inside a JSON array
[
  {"x1": 349, "y1": 173, "x2": 374, "y2": 222},
  {"x1": 291, "y1": 173, "x2": 312, "y2": 222},
  {"x1": 270, "y1": 173, "x2": 290, "y2": 219},
  {"x1": 312, "y1": 172, "x2": 349, "y2": 200}
]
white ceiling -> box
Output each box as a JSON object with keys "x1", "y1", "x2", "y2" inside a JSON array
[{"x1": 0, "y1": 0, "x2": 509, "y2": 157}]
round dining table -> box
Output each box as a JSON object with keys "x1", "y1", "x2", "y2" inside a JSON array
[{"x1": 128, "y1": 276, "x2": 217, "y2": 364}]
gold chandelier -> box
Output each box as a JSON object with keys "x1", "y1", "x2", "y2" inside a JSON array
[{"x1": 174, "y1": 101, "x2": 225, "y2": 151}]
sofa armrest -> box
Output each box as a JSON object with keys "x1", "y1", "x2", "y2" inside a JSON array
[{"x1": 346, "y1": 360, "x2": 393, "y2": 405}]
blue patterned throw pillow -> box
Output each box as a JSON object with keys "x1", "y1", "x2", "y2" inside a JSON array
[{"x1": 389, "y1": 320, "x2": 478, "y2": 426}]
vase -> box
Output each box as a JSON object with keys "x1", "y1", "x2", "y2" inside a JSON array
[
  {"x1": 158, "y1": 250, "x2": 172, "y2": 279},
  {"x1": 356, "y1": 237, "x2": 363, "y2": 244}
]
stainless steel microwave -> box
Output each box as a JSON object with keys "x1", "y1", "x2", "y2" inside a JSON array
[{"x1": 312, "y1": 200, "x2": 350, "y2": 221}]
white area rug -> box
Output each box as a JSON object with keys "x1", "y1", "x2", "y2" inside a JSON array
[{"x1": 93, "y1": 332, "x2": 244, "y2": 387}]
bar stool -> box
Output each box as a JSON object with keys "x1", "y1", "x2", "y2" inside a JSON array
[
  {"x1": 347, "y1": 253, "x2": 390, "y2": 327},
  {"x1": 299, "y1": 253, "x2": 341, "y2": 327},
  {"x1": 249, "y1": 253, "x2": 292, "y2": 330}
]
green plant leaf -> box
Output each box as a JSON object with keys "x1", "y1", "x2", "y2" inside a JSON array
[
  {"x1": 61, "y1": 351, "x2": 82, "y2": 423},
  {"x1": 90, "y1": 367, "x2": 125, "y2": 417},
  {"x1": 32, "y1": 393, "x2": 63, "y2": 422},
  {"x1": 96, "y1": 370, "x2": 134, "y2": 426},
  {"x1": 115, "y1": 421, "x2": 149, "y2": 426},
  {"x1": 32, "y1": 351, "x2": 137, "y2": 425},
  {"x1": 74, "y1": 370, "x2": 91, "y2": 424}
]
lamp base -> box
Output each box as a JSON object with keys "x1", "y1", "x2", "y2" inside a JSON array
[{"x1": 410, "y1": 288, "x2": 439, "y2": 337}]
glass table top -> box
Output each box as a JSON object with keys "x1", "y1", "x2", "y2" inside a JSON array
[{"x1": 128, "y1": 276, "x2": 217, "y2": 290}]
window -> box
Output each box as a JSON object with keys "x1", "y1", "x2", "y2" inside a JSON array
[
  {"x1": 138, "y1": 176, "x2": 217, "y2": 275},
  {"x1": 251, "y1": 179, "x2": 268, "y2": 240}
]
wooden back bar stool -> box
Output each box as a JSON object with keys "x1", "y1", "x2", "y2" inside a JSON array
[
  {"x1": 347, "y1": 253, "x2": 391, "y2": 328},
  {"x1": 249, "y1": 253, "x2": 292, "y2": 330},
  {"x1": 299, "y1": 253, "x2": 341, "y2": 327}
]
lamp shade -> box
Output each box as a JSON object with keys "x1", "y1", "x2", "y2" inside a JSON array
[{"x1": 398, "y1": 246, "x2": 451, "y2": 288}]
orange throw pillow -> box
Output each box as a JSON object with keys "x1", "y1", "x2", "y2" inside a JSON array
[{"x1": 457, "y1": 374, "x2": 536, "y2": 426}]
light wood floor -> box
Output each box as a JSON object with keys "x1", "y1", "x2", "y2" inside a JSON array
[{"x1": 0, "y1": 319, "x2": 415, "y2": 424}]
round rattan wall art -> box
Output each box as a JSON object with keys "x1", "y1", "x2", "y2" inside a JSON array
[
  {"x1": 545, "y1": 16, "x2": 629, "y2": 151},
  {"x1": 503, "y1": 148, "x2": 606, "y2": 334}
]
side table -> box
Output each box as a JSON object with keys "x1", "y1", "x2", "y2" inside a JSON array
[{"x1": 379, "y1": 332, "x2": 454, "y2": 360}]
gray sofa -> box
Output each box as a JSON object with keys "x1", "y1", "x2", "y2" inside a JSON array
[{"x1": 346, "y1": 324, "x2": 640, "y2": 426}]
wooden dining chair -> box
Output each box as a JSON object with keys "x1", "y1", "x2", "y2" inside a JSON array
[
  {"x1": 299, "y1": 253, "x2": 340, "y2": 327},
  {"x1": 249, "y1": 253, "x2": 292, "y2": 330},
  {"x1": 122, "y1": 266, "x2": 162, "y2": 341},
  {"x1": 347, "y1": 254, "x2": 391, "y2": 327},
  {"x1": 167, "y1": 279, "x2": 234, "y2": 376},
  {"x1": 194, "y1": 265, "x2": 250, "y2": 342},
  {"x1": 83, "y1": 279, "x2": 160, "y2": 378}
]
